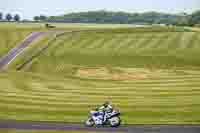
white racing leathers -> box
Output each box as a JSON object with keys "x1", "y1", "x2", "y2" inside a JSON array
[
  {"x1": 85, "y1": 106, "x2": 121, "y2": 127},
  {"x1": 99, "y1": 105, "x2": 113, "y2": 113},
  {"x1": 98, "y1": 105, "x2": 113, "y2": 122}
]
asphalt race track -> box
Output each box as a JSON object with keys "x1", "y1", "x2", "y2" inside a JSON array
[
  {"x1": 0, "y1": 32, "x2": 47, "y2": 70},
  {"x1": 0, "y1": 120, "x2": 200, "y2": 133}
]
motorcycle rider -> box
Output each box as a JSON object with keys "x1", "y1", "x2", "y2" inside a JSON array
[
  {"x1": 98, "y1": 101, "x2": 113, "y2": 113},
  {"x1": 86, "y1": 101, "x2": 120, "y2": 127},
  {"x1": 97, "y1": 101, "x2": 113, "y2": 122}
]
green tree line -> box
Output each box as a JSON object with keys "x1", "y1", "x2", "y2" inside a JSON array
[
  {"x1": 0, "y1": 12, "x2": 21, "y2": 22},
  {"x1": 34, "y1": 10, "x2": 200, "y2": 26}
]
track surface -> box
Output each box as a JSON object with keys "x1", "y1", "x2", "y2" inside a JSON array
[
  {"x1": 0, "y1": 120, "x2": 200, "y2": 133},
  {"x1": 0, "y1": 32, "x2": 48, "y2": 70}
]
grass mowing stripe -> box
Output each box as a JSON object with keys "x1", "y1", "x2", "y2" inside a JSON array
[
  {"x1": 1, "y1": 96, "x2": 200, "y2": 109},
  {"x1": 151, "y1": 75, "x2": 200, "y2": 80},
  {"x1": 150, "y1": 33, "x2": 171, "y2": 49},
  {"x1": 103, "y1": 35, "x2": 125, "y2": 49},
  {"x1": 6, "y1": 82, "x2": 198, "y2": 91},
  {"x1": 68, "y1": 37, "x2": 89, "y2": 50},
  {"x1": 124, "y1": 35, "x2": 142, "y2": 49},
  {"x1": 166, "y1": 32, "x2": 183, "y2": 52},
  {"x1": 72, "y1": 36, "x2": 96, "y2": 49},
  {"x1": 0, "y1": 113, "x2": 87, "y2": 123},
  {"x1": 86, "y1": 38, "x2": 105, "y2": 49},
  {"x1": 25, "y1": 85, "x2": 200, "y2": 92},
  {"x1": 94, "y1": 35, "x2": 114, "y2": 49},
  {"x1": 1, "y1": 92, "x2": 199, "y2": 103},
  {"x1": 128, "y1": 34, "x2": 150, "y2": 49},
  {"x1": 137, "y1": 35, "x2": 164, "y2": 52},
  {"x1": 134, "y1": 34, "x2": 155, "y2": 50},
  {"x1": 2, "y1": 104, "x2": 200, "y2": 115},
  {"x1": 42, "y1": 38, "x2": 73, "y2": 56},
  {"x1": 108, "y1": 35, "x2": 128, "y2": 50},
  {"x1": 79, "y1": 36, "x2": 101, "y2": 49},
  {"x1": 9, "y1": 84, "x2": 200, "y2": 94},
  {"x1": 186, "y1": 33, "x2": 199, "y2": 49},
  {"x1": 179, "y1": 32, "x2": 196, "y2": 49},
  {"x1": 0, "y1": 91, "x2": 138, "y2": 99},
  {"x1": 1, "y1": 95, "x2": 200, "y2": 109},
  {"x1": 56, "y1": 34, "x2": 79, "y2": 49},
  {"x1": 0, "y1": 103, "x2": 91, "y2": 112},
  {"x1": 113, "y1": 35, "x2": 135, "y2": 52},
  {"x1": 1, "y1": 87, "x2": 200, "y2": 97},
  {"x1": 116, "y1": 35, "x2": 138, "y2": 51},
  {"x1": 63, "y1": 33, "x2": 86, "y2": 49},
  {"x1": 156, "y1": 32, "x2": 178, "y2": 50},
  {"x1": 193, "y1": 33, "x2": 200, "y2": 49},
  {"x1": 3, "y1": 77, "x2": 200, "y2": 90},
  {"x1": 7, "y1": 78, "x2": 200, "y2": 90},
  {"x1": 48, "y1": 34, "x2": 75, "y2": 53},
  {"x1": 1, "y1": 100, "x2": 200, "y2": 113},
  {"x1": 1, "y1": 94, "x2": 200, "y2": 106}
]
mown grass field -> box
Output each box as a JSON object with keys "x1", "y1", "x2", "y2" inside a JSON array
[
  {"x1": 11, "y1": 26, "x2": 199, "y2": 71},
  {"x1": 1, "y1": 25, "x2": 200, "y2": 124},
  {"x1": 0, "y1": 22, "x2": 136, "y2": 57},
  {"x1": 0, "y1": 22, "x2": 136, "y2": 31}
]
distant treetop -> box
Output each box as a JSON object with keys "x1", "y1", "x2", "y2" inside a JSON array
[{"x1": 33, "y1": 10, "x2": 200, "y2": 26}]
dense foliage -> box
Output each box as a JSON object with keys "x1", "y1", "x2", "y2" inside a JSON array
[
  {"x1": 0, "y1": 13, "x2": 21, "y2": 22},
  {"x1": 34, "y1": 10, "x2": 200, "y2": 25},
  {"x1": 189, "y1": 10, "x2": 200, "y2": 26},
  {"x1": 13, "y1": 14, "x2": 21, "y2": 22},
  {"x1": 0, "y1": 12, "x2": 2, "y2": 20},
  {"x1": 6, "y1": 13, "x2": 12, "y2": 21}
]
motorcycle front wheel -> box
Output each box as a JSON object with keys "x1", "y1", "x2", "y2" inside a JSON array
[
  {"x1": 85, "y1": 118, "x2": 95, "y2": 127},
  {"x1": 109, "y1": 116, "x2": 121, "y2": 127}
]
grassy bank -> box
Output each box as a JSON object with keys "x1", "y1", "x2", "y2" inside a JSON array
[
  {"x1": 10, "y1": 27, "x2": 200, "y2": 73},
  {"x1": 1, "y1": 25, "x2": 200, "y2": 124},
  {"x1": 0, "y1": 69, "x2": 200, "y2": 124}
]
